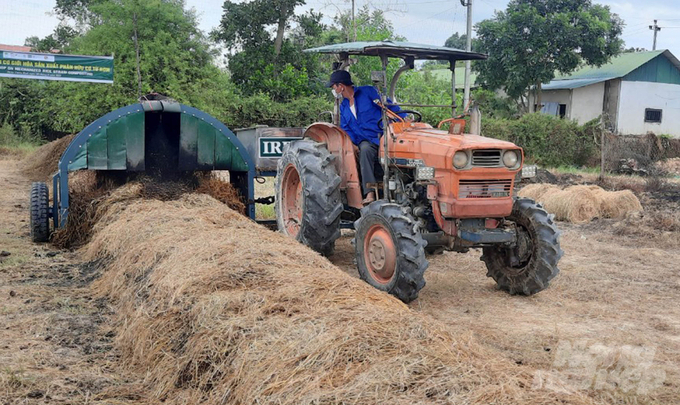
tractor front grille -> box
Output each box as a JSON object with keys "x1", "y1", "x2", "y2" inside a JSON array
[
  {"x1": 471, "y1": 149, "x2": 502, "y2": 167},
  {"x1": 458, "y1": 179, "x2": 512, "y2": 199}
]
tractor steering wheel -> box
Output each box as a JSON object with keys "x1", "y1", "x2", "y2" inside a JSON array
[{"x1": 398, "y1": 109, "x2": 423, "y2": 122}]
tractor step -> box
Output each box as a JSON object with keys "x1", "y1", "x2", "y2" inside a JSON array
[{"x1": 459, "y1": 228, "x2": 515, "y2": 244}]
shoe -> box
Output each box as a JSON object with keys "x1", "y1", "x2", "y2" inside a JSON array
[{"x1": 362, "y1": 192, "x2": 376, "y2": 206}]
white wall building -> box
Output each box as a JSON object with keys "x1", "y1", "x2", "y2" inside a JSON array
[{"x1": 532, "y1": 50, "x2": 680, "y2": 138}]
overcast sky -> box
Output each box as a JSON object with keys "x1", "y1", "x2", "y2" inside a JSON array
[{"x1": 2, "y1": 0, "x2": 679, "y2": 59}]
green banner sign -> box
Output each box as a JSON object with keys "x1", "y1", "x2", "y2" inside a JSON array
[{"x1": 0, "y1": 50, "x2": 113, "y2": 83}]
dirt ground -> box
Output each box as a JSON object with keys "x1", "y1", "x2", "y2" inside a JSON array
[
  {"x1": 330, "y1": 177, "x2": 680, "y2": 404},
  {"x1": 1, "y1": 154, "x2": 678, "y2": 404},
  {"x1": 0, "y1": 157, "x2": 147, "y2": 404}
]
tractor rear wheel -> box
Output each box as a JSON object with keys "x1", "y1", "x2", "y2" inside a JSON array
[
  {"x1": 481, "y1": 198, "x2": 563, "y2": 295},
  {"x1": 275, "y1": 139, "x2": 343, "y2": 256},
  {"x1": 30, "y1": 182, "x2": 50, "y2": 243},
  {"x1": 354, "y1": 201, "x2": 428, "y2": 303}
]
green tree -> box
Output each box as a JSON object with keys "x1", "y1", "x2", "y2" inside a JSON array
[
  {"x1": 212, "y1": 0, "x2": 328, "y2": 100},
  {"x1": 444, "y1": 32, "x2": 479, "y2": 51},
  {"x1": 25, "y1": 25, "x2": 78, "y2": 53},
  {"x1": 1, "y1": 0, "x2": 226, "y2": 137},
  {"x1": 321, "y1": 7, "x2": 405, "y2": 88},
  {"x1": 475, "y1": 0, "x2": 623, "y2": 113}
]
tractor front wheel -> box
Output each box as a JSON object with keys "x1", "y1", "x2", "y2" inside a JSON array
[
  {"x1": 481, "y1": 198, "x2": 563, "y2": 295},
  {"x1": 275, "y1": 139, "x2": 343, "y2": 256},
  {"x1": 30, "y1": 182, "x2": 50, "y2": 243},
  {"x1": 354, "y1": 201, "x2": 428, "y2": 303}
]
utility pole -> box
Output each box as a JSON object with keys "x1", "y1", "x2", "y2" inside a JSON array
[
  {"x1": 460, "y1": 0, "x2": 472, "y2": 112},
  {"x1": 352, "y1": 0, "x2": 356, "y2": 41},
  {"x1": 649, "y1": 19, "x2": 661, "y2": 50}
]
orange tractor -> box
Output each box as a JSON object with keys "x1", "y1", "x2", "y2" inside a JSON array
[{"x1": 275, "y1": 42, "x2": 562, "y2": 303}]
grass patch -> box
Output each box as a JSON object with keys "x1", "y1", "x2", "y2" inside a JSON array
[
  {"x1": 53, "y1": 297, "x2": 89, "y2": 315},
  {"x1": 0, "y1": 123, "x2": 42, "y2": 158},
  {"x1": 0, "y1": 368, "x2": 28, "y2": 392},
  {"x1": 0, "y1": 254, "x2": 29, "y2": 269},
  {"x1": 256, "y1": 203, "x2": 275, "y2": 220},
  {"x1": 549, "y1": 165, "x2": 601, "y2": 175}
]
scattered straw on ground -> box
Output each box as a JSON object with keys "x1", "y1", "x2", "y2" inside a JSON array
[
  {"x1": 79, "y1": 190, "x2": 600, "y2": 405},
  {"x1": 656, "y1": 157, "x2": 680, "y2": 176},
  {"x1": 22, "y1": 134, "x2": 75, "y2": 181},
  {"x1": 519, "y1": 184, "x2": 643, "y2": 223}
]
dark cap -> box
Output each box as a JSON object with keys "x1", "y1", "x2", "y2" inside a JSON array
[{"x1": 326, "y1": 70, "x2": 353, "y2": 87}]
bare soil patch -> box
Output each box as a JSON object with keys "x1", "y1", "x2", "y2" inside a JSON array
[
  {"x1": 329, "y1": 179, "x2": 680, "y2": 404},
  {"x1": 0, "y1": 159, "x2": 147, "y2": 404}
]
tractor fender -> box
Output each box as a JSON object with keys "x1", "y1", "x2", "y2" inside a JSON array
[{"x1": 304, "y1": 123, "x2": 363, "y2": 209}]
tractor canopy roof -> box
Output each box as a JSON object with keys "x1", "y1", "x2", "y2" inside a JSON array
[{"x1": 304, "y1": 41, "x2": 487, "y2": 62}]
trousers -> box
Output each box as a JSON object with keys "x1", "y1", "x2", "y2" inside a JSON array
[{"x1": 358, "y1": 141, "x2": 384, "y2": 197}]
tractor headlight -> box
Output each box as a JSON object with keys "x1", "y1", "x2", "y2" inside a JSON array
[
  {"x1": 502, "y1": 150, "x2": 520, "y2": 168},
  {"x1": 416, "y1": 166, "x2": 435, "y2": 180},
  {"x1": 453, "y1": 151, "x2": 469, "y2": 169}
]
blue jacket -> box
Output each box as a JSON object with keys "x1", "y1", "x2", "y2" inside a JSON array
[{"x1": 340, "y1": 86, "x2": 403, "y2": 146}]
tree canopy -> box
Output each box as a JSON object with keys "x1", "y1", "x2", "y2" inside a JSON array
[
  {"x1": 474, "y1": 0, "x2": 623, "y2": 112},
  {"x1": 444, "y1": 32, "x2": 479, "y2": 52},
  {"x1": 2, "y1": 0, "x2": 224, "y2": 136},
  {"x1": 212, "y1": 0, "x2": 328, "y2": 101}
]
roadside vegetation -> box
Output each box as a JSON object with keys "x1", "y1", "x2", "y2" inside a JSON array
[
  {"x1": 0, "y1": 0, "x2": 629, "y2": 169},
  {"x1": 0, "y1": 124, "x2": 42, "y2": 157}
]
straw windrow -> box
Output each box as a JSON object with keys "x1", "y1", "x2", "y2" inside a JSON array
[{"x1": 82, "y1": 192, "x2": 599, "y2": 404}]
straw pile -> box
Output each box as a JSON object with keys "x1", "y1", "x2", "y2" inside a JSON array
[
  {"x1": 82, "y1": 190, "x2": 599, "y2": 405},
  {"x1": 195, "y1": 175, "x2": 246, "y2": 214},
  {"x1": 22, "y1": 134, "x2": 75, "y2": 181},
  {"x1": 52, "y1": 172, "x2": 245, "y2": 248},
  {"x1": 516, "y1": 183, "x2": 561, "y2": 202},
  {"x1": 519, "y1": 184, "x2": 643, "y2": 223}
]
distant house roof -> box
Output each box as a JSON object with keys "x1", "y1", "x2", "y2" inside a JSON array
[
  {"x1": 0, "y1": 44, "x2": 32, "y2": 52},
  {"x1": 542, "y1": 50, "x2": 680, "y2": 90}
]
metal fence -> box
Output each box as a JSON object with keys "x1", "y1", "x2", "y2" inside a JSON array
[{"x1": 599, "y1": 131, "x2": 680, "y2": 178}]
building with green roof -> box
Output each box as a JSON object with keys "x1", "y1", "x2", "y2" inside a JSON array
[{"x1": 533, "y1": 50, "x2": 680, "y2": 137}]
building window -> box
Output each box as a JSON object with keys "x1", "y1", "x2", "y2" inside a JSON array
[
  {"x1": 559, "y1": 104, "x2": 567, "y2": 119},
  {"x1": 645, "y1": 108, "x2": 662, "y2": 123}
]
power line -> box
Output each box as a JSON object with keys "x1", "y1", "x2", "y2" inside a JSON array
[{"x1": 398, "y1": 6, "x2": 458, "y2": 29}]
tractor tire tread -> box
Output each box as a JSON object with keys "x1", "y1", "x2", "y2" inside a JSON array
[
  {"x1": 276, "y1": 139, "x2": 343, "y2": 256},
  {"x1": 354, "y1": 201, "x2": 428, "y2": 303},
  {"x1": 30, "y1": 182, "x2": 50, "y2": 243},
  {"x1": 481, "y1": 197, "x2": 563, "y2": 295}
]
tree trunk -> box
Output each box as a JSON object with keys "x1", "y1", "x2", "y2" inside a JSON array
[
  {"x1": 274, "y1": 3, "x2": 287, "y2": 59},
  {"x1": 535, "y1": 82, "x2": 542, "y2": 113}
]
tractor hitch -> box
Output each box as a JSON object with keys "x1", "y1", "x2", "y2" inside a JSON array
[{"x1": 457, "y1": 218, "x2": 516, "y2": 245}]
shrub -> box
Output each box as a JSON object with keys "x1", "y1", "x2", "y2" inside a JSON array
[
  {"x1": 481, "y1": 113, "x2": 598, "y2": 167},
  {"x1": 0, "y1": 122, "x2": 42, "y2": 148}
]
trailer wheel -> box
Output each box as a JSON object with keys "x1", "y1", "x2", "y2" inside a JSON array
[
  {"x1": 481, "y1": 198, "x2": 562, "y2": 295},
  {"x1": 354, "y1": 201, "x2": 428, "y2": 303},
  {"x1": 30, "y1": 182, "x2": 50, "y2": 243},
  {"x1": 276, "y1": 139, "x2": 343, "y2": 256}
]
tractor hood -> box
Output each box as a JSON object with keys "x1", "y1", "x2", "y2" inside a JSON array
[
  {"x1": 399, "y1": 128, "x2": 518, "y2": 150},
  {"x1": 386, "y1": 126, "x2": 523, "y2": 172}
]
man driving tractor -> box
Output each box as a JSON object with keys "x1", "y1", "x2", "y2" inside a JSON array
[
  {"x1": 326, "y1": 70, "x2": 403, "y2": 205},
  {"x1": 277, "y1": 41, "x2": 562, "y2": 303}
]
